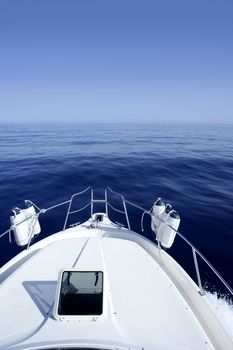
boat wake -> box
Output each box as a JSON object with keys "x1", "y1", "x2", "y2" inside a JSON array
[{"x1": 204, "y1": 292, "x2": 233, "y2": 341}]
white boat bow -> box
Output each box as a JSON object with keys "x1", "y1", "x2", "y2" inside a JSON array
[{"x1": 0, "y1": 186, "x2": 232, "y2": 350}]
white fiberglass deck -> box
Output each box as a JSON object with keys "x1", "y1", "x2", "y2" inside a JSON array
[{"x1": 0, "y1": 216, "x2": 217, "y2": 350}]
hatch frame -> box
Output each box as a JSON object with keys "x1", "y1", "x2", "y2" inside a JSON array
[{"x1": 53, "y1": 269, "x2": 106, "y2": 322}]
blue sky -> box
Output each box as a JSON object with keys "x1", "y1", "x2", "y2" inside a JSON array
[{"x1": 0, "y1": 0, "x2": 233, "y2": 123}]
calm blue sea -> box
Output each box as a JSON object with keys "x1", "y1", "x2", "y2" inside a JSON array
[{"x1": 0, "y1": 123, "x2": 233, "y2": 294}]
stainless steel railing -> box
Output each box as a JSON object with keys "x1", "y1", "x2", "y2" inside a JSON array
[{"x1": 0, "y1": 186, "x2": 232, "y2": 298}]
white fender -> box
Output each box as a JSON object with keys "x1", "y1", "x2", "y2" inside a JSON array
[
  {"x1": 158, "y1": 204, "x2": 172, "y2": 232},
  {"x1": 10, "y1": 208, "x2": 29, "y2": 246},
  {"x1": 158, "y1": 210, "x2": 180, "y2": 249},
  {"x1": 23, "y1": 202, "x2": 41, "y2": 236},
  {"x1": 151, "y1": 198, "x2": 165, "y2": 232}
]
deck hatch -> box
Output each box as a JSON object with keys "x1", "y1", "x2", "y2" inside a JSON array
[{"x1": 58, "y1": 271, "x2": 103, "y2": 316}]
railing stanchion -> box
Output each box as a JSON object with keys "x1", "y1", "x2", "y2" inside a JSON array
[
  {"x1": 91, "y1": 188, "x2": 94, "y2": 217},
  {"x1": 105, "y1": 188, "x2": 108, "y2": 217},
  {"x1": 192, "y1": 247, "x2": 204, "y2": 295},
  {"x1": 63, "y1": 198, "x2": 73, "y2": 231},
  {"x1": 122, "y1": 196, "x2": 131, "y2": 230},
  {"x1": 27, "y1": 214, "x2": 38, "y2": 249}
]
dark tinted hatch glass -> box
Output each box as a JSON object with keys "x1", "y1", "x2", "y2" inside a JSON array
[{"x1": 58, "y1": 271, "x2": 103, "y2": 315}]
